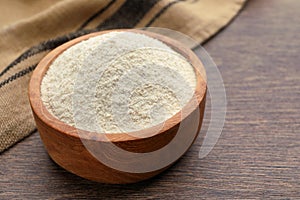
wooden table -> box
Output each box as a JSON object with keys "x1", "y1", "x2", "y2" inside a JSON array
[{"x1": 1, "y1": 0, "x2": 299, "y2": 199}]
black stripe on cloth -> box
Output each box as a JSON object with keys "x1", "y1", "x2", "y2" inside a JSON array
[
  {"x1": 77, "y1": 0, "x2": 117, "y2": 31},
  {"x1": 0, "y1": 64, "x2": 37, "y2": 89},
  {"x1": 145, "y1": 0, "x2": 185, "y2": 27},
  {"x1": 96, "y1": 0, "x2": 160, "y2": 29}
]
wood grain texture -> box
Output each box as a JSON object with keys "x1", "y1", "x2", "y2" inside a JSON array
[
  {"x1": 28, "y1": 29, "x2": 206, "y2": 184},
  {"x1": 1, "y1": 0, "x2": 300, "y2": 198}
]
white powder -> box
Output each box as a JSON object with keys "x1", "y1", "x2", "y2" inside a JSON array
[{"x1": 41, "y1": 31, "x2": 197, "y2": 133}]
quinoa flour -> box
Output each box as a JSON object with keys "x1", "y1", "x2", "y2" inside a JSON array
[{"x1": 41, "y1": 31, "x2": 197, "y2": 133}]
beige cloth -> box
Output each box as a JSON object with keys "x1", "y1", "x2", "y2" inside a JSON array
[{"x1": 0, "y1": 0, "x2": 246, "y2": 152}]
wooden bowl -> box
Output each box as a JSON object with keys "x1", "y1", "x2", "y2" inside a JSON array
[{"x1": 28, "y1": 29, "x2": 207, "y2": 184}]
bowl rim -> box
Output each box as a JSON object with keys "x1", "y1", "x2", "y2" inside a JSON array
[{"x1": 28, "y1": 29, "x2": 207, "y2": 143}]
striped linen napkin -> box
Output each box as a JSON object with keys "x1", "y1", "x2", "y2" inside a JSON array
[{"x1": 0, "y1": 0, "x2": 246, "y2": 152}]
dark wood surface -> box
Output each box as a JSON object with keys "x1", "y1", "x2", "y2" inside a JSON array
[{"x1": 1, "y1": 0, "x2": 300, "y2": 199}]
